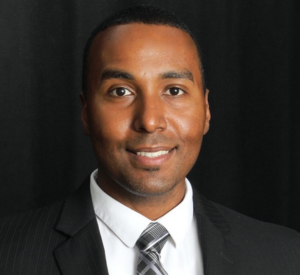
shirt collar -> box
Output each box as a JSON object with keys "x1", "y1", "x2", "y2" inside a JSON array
[
  {"x1": 90, "y1": 169, "x2": 194, "y2": 249},
  {"x1": 156, "y1": 178, "x2": 194, "y2": 248}
]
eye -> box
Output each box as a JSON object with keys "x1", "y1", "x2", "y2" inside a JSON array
[
  {"x1": 166, "y1": 87, "x2": 185, "y2": 96},
  {"x1": 110, "y1": 87, "x2": 132, "y2": 96}
]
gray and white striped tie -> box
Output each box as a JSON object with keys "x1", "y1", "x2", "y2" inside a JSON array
[{"x1": 136, "y1": 222, "x2": 170, "y2": 275}]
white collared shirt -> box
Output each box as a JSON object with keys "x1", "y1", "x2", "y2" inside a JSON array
[{"x1": 90, "y1": 170, "x2": 204, "y2": 275}]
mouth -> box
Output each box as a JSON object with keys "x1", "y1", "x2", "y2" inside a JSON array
[
  {"x1": 136, "y1": 150, "x2": 169, "y2": 158},
  {"x1": 127, "y1": 147, "x2": 176, "y2": 165}
]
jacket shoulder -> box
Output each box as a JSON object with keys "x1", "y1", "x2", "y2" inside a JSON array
[
  {"x1": 197, "y1": 195, "x2": 300, "y2": 273},
  {"x1": 0, "y1": 201, "x2": 66, "y2": 274},
  {"x1": 212, "y1": 200, "x2": 300, "y2": 261},
  {"x1": 213, "y1": 201, "x2": 300, "y2": 238}
]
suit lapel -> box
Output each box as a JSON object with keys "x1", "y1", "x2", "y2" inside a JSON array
[
  {"x1": 54, "y1": 178, "x2": 109, "y2": 275},
  {"x1": 193, "y1": 191, "x2": 237, "y2": 275}
]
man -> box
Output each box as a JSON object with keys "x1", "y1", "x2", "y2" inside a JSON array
[{"x1": 0, "y1": 5, "x2": 300, "y2": 275}]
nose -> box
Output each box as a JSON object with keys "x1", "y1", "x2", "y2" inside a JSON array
[{"x1": 133, "y1": 94, "x2": 167, "y2": 133}]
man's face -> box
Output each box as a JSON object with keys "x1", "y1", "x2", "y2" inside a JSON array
[{"x1": 81, "y1": 23, "x2": 210, "y2": 204}]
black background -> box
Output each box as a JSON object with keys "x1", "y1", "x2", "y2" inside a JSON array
[{"x1": 1, "y1": 0, "x2": 299, "y2": 231}]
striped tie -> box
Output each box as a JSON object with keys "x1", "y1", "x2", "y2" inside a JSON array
[{"x1": 136, "y1": 222, "x2": 170, "y2": 275}]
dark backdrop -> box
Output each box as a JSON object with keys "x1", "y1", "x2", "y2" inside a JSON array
[{"x1": 1, "y1": 0, "x2": 299, "y2": 231}]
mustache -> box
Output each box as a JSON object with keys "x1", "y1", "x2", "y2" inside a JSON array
[{"x1": 125, "y1": 134, "x2": 176, "y2": 148}]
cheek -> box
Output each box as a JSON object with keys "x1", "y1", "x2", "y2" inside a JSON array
[
  {"x1": 173, "y1": 109, "x2": 205, "y2": 166},
  {"x1": 181, "y1": 116, "x2": 204, "y2": 164},
  {"x1": 88, "y1": 106, "x2": 130, "y2": 146},
  {"x1": 172, "y1": 107, "x2": 205, "y2": 143}
]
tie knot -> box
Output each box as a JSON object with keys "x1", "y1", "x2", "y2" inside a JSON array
[{"x1": 136, "y1": 222, "x2": 170, "y2": 254}]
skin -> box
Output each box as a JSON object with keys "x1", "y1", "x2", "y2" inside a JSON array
[{"x1": 81, "y1": 23, "x2": 211, "y2": 220}]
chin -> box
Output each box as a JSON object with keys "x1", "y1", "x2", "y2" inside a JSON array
[{"x1": 118, "y1": 176, "x2": 181, "y2": 198}]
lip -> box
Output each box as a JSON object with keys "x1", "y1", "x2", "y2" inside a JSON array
[
  {"x1": 127, "y1": 147, "x2": 176, "y2": 166},
  {"x1": 128, "y1": 146, "x2": 174, "y2": 153}
]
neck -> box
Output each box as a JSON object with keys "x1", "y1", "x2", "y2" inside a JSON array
[{"x1": 125, "y1": 190, "x2": 185, "y2": 220}]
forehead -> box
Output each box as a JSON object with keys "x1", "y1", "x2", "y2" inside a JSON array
[{"x1": 87, "y1": 23, "x2": 202, "y2": 83}]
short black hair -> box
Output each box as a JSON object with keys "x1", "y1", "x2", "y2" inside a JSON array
[{"x1": 82, "y1": 5, "x2": 205, "y2": 96}]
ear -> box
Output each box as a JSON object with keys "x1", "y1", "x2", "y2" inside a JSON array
[
  {"x1": 80, "y1": 92, "x2": 90, "y2": 136},
  {"x1": 204, "y1": 89, "x2": 211, "y2": 134}
]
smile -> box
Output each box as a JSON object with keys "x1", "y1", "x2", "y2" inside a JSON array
[
  {"x1": 136, "y1": 150, "x2": 169, "y2": 158},
  {"x1": 127, "y1": 147, "x2": 175, "y2": 166}
]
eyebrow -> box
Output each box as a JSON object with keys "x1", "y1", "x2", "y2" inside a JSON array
[
  {"x1": 100, "y1": 69, "x2": 194, "y2": 82},
  {"x1": 101, "y1": 69, "x2": 134, "y2": 81},
  {"x1": 161, "y1": 70, "x2": 194, "y2": 82}
]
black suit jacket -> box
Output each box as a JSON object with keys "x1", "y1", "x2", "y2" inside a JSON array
[{"x1": 1, "y1": 178, "x2": 300, "y2": 275}]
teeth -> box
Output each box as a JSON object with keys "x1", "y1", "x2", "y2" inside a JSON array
[{"x1": 137, "y1": 150, "x2": 169, "y2": 158}]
